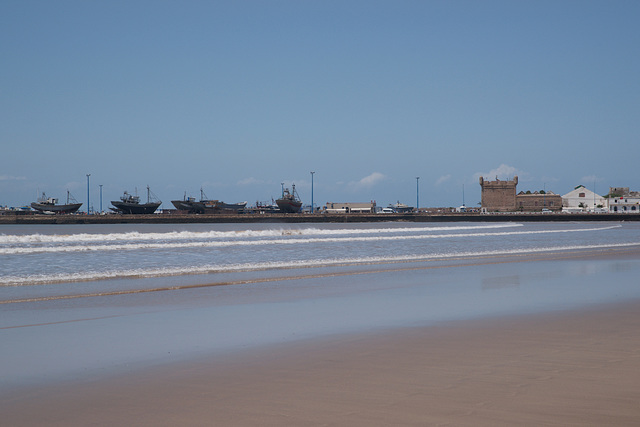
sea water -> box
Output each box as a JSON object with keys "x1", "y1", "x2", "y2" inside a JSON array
[
  {"x1": 2, "y1": 221, "x2": 640, "y2": 386},
  {"x1": 2, "y1": 221, "x2": 638, "y2": 288}
]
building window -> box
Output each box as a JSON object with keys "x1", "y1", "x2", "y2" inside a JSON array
[{"x1": 579, "y1": 193, "x2": 585, "y2": 197}]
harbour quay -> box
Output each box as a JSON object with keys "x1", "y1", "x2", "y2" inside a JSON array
[{"x1": 0, "y1": 211, "x2": 638, "y2": 225}]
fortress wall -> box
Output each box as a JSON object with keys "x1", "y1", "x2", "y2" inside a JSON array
[{"x1": 479, "y1": 176, "x2": 518, "y2": 212}]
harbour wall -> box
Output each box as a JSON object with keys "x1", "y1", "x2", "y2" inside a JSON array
[{"x1": 1, "y1": 212, "x2": 639, "y2": 225}]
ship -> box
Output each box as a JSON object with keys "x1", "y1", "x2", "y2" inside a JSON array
[
  {"x1": 276, "y1": 184, "x2": 302, "y2": 213},
  {"x1": 248, "y1": 200, "x2": 280, "y2": 214},
  {"x1": 31, "y1": 191, "x2": 83, "y2": 214},
  {"x1": 171, "y1": 192, "x2": 197, "y2": 211},
  {"x1": 111, "y1": 186, "x2": 161, "y2": 214},
  {"x1": 390, "y1": 201, "x2": 414, "y2": 213},
  {"x1": 171, "y1": 189, "x2": 246, "y2": 214}
]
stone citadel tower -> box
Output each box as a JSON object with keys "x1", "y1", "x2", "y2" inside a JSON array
[{"x1": 479, "y1": 176, "x2": 518, "y2": 212}]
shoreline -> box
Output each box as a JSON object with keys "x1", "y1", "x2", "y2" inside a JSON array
[
  {"x1": 1, "y1": 211, "x2": 639, "y2": 224},
  {"x1": 3, "y1": 300, "x2": 640, "y2": 426}
]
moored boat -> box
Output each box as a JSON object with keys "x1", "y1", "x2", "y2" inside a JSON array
[
  {"x1": 111, "y1": 186, "x2": 161, "y2": 214},
  {"x1": 390, "y1": 201, "x2": 414, "y2": 213},
  {"x1": 31, "y1": 191, "x2": 82, "y2": 214},
  {"x1": 171, "y1": 189, "x2": 246, "y2": 214},
  {"x1": 171, "y1": 193, "x2": 197, "y2": 211},
  {"x1": 276, "y1": 184, "x2": 302, "y2": 213},
  {"x1": 248, "y1": 200, "x2": 280, "y2": 214}
]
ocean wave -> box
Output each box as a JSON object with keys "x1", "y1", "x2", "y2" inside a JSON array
[
  {"x1": 2, "y1": 241, "x2": 638, "y2": 288},
  {"x1": 0, "y1": 223, "x2": 520, "y2": 245},
  {"x1": 0, "y1": 224, "x2": 621, "y2": 255}
]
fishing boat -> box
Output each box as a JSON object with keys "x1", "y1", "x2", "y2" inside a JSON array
[
  {"x1": 249, "y1": 200, "x2": 280, "y2": 214},
  {"x1": 276, "y1": 184, "x2": 302, "y2": 213},
  {"x1": 111, "y1": 186, "x2": 161, "y2": 214},
  {"x1": 171, "y1": 189, "x2": 246, "y2": 214},
  {"x1": 31, "y1": 191, "x2": 83, "y2": 214},
  {"x1": 171, "y1": 192, "x2": 197, "y2": 211},
  {"x1": 390, "y1": 201, "x2": 414, "y2": 213}
]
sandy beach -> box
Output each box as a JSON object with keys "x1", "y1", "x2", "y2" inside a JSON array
[
  {"x1": 3, "y1": 300, "x2": 640, "y2": 426},
  {"x1": 3, "y1": 223, "x2": 640, "y2": 426}
]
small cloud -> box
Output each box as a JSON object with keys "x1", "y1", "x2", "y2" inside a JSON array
[
  {"x1": 359, "y1": 172, "x2": 385, "y2": 186},
  {"x1": 473, "y1": 164, "x2": 522, "y2": 181},
  {"x1": 435, "y1": 174, "x2": 451, "y2": 186},
  {"x1": 349, "y1": 172, "x2": 385, "y2": 189},
  {"x1": 0, "y1": 175, "x2": 26, "y2": 181}
]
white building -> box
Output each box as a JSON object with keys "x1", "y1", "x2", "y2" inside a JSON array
[
  {"x1": 606, "y1": 187, "x2": 640, "y2": 213},
  {"x1": 561, "y1": 185, "x2": 607, "y2": 212},
  {"x1": 608, "y1": 196, "x2": 640, "y2": 213}
]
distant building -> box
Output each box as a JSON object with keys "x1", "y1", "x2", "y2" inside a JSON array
[
  {"x1": 479, "y1": 176, "x2": 518, "y2": 212},
  {"x1": 607, "y1": 187, "x2": 640, "y2": 213},
  {"x1": 562, "y1": 185, "x2": 607, "y2": 212},
  {"x1": 324, "y1": 201, "x2": 377, "y2": 213},
  {"x1": 608, "y1": 196, "x2": 640, "y2": 213},
  {"x1": 516, "y1": 191, "x2": 562, "y2": 212},
  {"x1": 609, "y1": 187, "x2": 640, "y2": 198},
  {"x1": 480, "y1": 175, "x2": 566, "y2": 212}
]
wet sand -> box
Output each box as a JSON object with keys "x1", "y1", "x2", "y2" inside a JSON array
[{"x1": 3, "y1": 301, "x2": 640, "y2": 426}]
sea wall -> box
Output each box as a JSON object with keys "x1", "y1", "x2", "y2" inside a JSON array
[{"x1": 1, "y1": 212, "x2": 639, "y2": 225}]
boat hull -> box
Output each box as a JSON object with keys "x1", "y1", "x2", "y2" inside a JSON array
[
  {"x1": 171, "y1": 199, "x2": 247, "y2": 214},
  {"x1": 110, "y1": 201, "x2": 161, "y2": 215},
  {"x1": 275, "y1": 199, "x2": 302, "y2": 213},
  {"x1": 171, "y1": 200, "x2": 194, "y2": 211},
  {"x1": 30, "y1": 202, "x2": 83, "y2": 214}
]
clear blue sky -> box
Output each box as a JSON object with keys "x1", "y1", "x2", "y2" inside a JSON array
[{"x1": 2, "y1": 0, "x2": 639, "y2": 210}]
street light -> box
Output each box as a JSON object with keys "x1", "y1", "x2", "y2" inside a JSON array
[
  {"x1": 99, "y1": 184, "x2": 103, "y2": 214},
  {"x1": 310, "y1": 171, "x2": 315, "y2": 213},
  {"x1": 416, "y1": 177, "x2": 420, "y2": 213},
  {"x1": 86, "y1": 174, "x2": 91, "y2": 214}
]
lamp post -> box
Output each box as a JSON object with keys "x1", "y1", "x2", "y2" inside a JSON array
[
  {"x1": 310, "y1": 171, "x2": 315, "y2": 213},
  {"x1": 462, "y1": 184, "x2": 465, "y2": 207},
  {"x1": 99, "y1": 184, "x2": 103, "y2": 214},
  {"x1": 416, "y1": 177, "x2": 420, "y2": 213},
  {"x1": 86, "y1": 174, "x2": 91, "y2": 214}
]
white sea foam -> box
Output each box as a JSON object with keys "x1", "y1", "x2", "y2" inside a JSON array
[
  {"x1": 2, "y1": 241, "x2": 638, "y2": 288},
  {"x1": 0, "y1": 223, "x2": 519, "y2": 245},
  {"x1": 0, "y1": 224, "x2": 621, "y2": 255}
]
